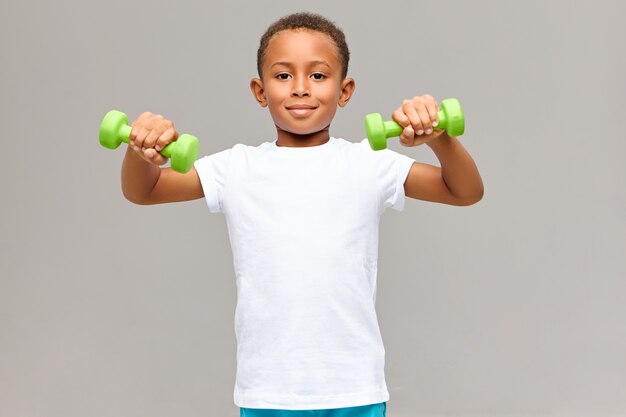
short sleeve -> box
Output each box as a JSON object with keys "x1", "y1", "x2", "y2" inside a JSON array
[
  {"x1": 193, "y1": 148, "x2": 233, "y2": 213},
  {"x1": 361, "y1": 139, "x2": 415, "y2": 212}
]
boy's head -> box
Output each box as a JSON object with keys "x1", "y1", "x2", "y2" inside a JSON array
[
  {"x1": 256, "y1": 12, "x2": 350, "y2": 80},
  {"x1": 250, "y1": 12, "x2": 355, "y2": 141}
]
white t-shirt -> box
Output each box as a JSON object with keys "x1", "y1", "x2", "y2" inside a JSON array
[{"x1": 194, "y1": 137, "x2": 415, "y2": 410}]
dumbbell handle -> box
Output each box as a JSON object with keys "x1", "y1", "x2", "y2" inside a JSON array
[{"x1": 114, "y1": 124, "x2": 178, "y2": 159}]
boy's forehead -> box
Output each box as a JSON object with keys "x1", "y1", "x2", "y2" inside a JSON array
[{"x1": 265, "y1": 29, "x2": 340, "y2": 66}]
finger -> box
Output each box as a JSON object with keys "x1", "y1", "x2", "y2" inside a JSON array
[
  {"x1": 413, "y1": 101, "x2": 432, "y2": 133},
  {"x1": 402, "y1": 101, "x2": 424, "y2": 135},
  {"x1": 134, "y1": 127, "x2": 150, "y2": 149},
  {"x1": 392, "y1": 108, "x2": 411, "y2": 129},
  {"x1": 143, "y1": 128, "x2": 162, "y2": 149},
  {"x1": 129, "y1": 121, "x2": 140, "y2": 144},
  {"x1": 424, "y1": 98, "x2": 440, "y2": 131},
  {"x1": 130, "y1": 112, "x2": 152, "y2": 142},
  {"x1": 155, "y1": 128, "x2": 177, "y2": 152}
]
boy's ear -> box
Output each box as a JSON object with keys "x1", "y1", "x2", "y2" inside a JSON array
[
  {"x1": 338, "y1": 77, "x2": 355, "y2": 108},
  {"x1": 250, "y1": 78, "x2": 268, "y2": 107}
]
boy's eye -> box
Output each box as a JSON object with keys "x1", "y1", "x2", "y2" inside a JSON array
[
  {"x1": 276, "y1": 73, "x2": 291, "y2": 80},
  {"x1": 311, "y1": 73, "x2": 326, "y2": 80}
]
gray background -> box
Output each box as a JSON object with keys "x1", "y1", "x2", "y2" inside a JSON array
[{"x1": 1, "y1": 0, "x2": 625, "y2": 416}]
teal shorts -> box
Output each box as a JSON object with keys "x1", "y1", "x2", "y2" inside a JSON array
[{"x1": 240, "y1": 402, "x2": 386, "y2": 417}]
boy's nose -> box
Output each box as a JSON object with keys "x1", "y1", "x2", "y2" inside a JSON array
[{"x1": 291, "y1": 78, "x2": 310, "y2": 96}]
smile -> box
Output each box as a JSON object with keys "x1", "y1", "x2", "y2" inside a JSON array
[
  {"x1": 287, "y1": 108, "x2": 316, "y2": 117},
  {"x1": 286, "y1": 105, "x2": 318, "y2": 118}
]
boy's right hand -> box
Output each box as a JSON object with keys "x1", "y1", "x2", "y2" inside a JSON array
[{"x1": 129, "y1": 112, "x2": 178, "y2": 166}]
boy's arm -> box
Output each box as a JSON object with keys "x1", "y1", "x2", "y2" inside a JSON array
[
  {"x1": 392, "y1": 95, "x2": 483, "y2": 206},
  {"x1": 403, "y1": 132, "x2": 484, "y2": 206},
  {"x1": 121, "y1": 147, "x2": 204, "y2": 205},
  {"x1": 120, "y1": 112, "x2": 204, "y2": 205}
]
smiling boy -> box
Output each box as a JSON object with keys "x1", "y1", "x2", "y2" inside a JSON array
[
  {"x1": 249, "y1": 23, "x2": 354, "y2": 148},
  {"x1": 120, "y1": 12, "x2": 482, "y2": 417}
]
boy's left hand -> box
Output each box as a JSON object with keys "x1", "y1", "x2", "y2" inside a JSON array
[{"x1": 392, "y1": 94, "x2": 448, "y2": 147}]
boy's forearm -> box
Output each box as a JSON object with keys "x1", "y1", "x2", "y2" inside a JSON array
[
  {"x1": 121, "y1": 147, "x2": 162, "y2": 204},
  {"x1": 427, "y1": 133, "x2": 484, "y2": 203}
]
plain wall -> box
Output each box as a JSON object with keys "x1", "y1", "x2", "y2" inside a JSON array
[{"x1": 1, "y1": 0, "x2": 625, "y2": 416}]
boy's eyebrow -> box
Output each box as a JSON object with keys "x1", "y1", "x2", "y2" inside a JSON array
[{"x1": 271, "y1": 60, "x2": 333, "y2": 69}]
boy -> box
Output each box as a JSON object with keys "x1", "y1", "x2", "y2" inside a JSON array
[{"x1": 121, "y1": 12, "x2": 483, "y2": 417}]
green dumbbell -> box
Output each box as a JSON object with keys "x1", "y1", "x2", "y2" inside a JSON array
[
  {"x1": 365, "y1": 98, "x2": 465, "y2": 151},
  {"x1": 99, "y1": 110, "x2": 199, "y2": 173}
]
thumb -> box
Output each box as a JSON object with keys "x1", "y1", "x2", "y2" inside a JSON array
[
  {"x1": 399, "y1": 126, "x2": 414, "y2": 146},
  {"x1": 143, "y1": 148, "x2": 168, "y2": 166}
]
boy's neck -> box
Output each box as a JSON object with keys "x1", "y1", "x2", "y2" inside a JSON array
[{"x1": 275, "y1": 126, "x2": 330, "y2": 147}]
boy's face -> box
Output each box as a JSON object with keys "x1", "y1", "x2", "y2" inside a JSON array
[{"x1": 250, "y1": 29, "x2": 354, "y2": 142}]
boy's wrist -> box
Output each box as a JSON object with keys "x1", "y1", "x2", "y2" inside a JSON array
[{"x1": 426, "y1": 130, "x2": 452, "y2": 150}]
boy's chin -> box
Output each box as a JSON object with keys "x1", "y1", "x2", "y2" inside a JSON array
[{"x1": 276, "y1": 124, "x2": 329, "y2": 137}]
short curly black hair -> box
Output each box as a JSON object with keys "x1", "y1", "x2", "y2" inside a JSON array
[{"x1": 256, "y1": 12, "x2": 350, "y2": 79}]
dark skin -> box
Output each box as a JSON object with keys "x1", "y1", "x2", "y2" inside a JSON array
[
  {"x1": 120, "y1": 28, "x2": 483, "y2": 206},
  {"x1": 249, "y1": 29, "x2": 354, "y2": 148}
]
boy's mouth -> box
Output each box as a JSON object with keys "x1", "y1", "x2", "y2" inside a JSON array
[{"x1": 286, "y1": 104, "x2": 318, "y2": 118}]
